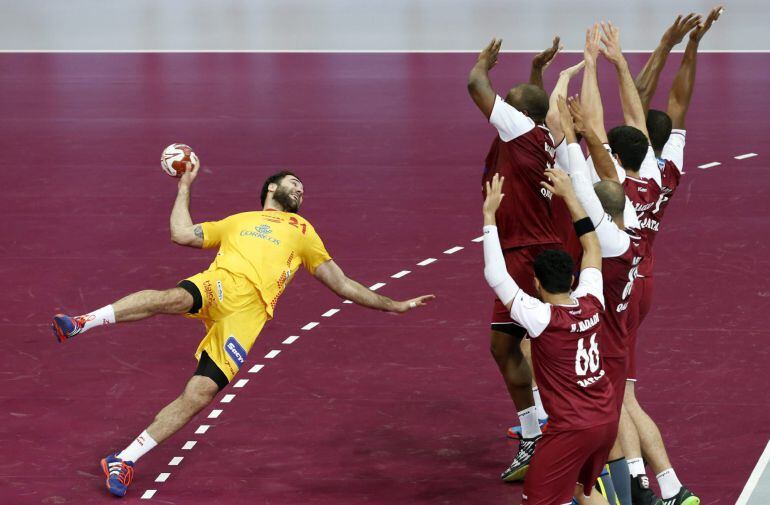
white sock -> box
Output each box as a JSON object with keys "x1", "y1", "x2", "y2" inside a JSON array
[
  {"x1": 80, "y1": 305, "x2": 115, "y2": 332},
  {"x1": 117, "y1": 430, "x2": 158, "y2": 463},
  {"x1": 532, "y1": 387, "x2": 548, "y2": 419},
  {"x1": 518, "y1": 406, "x2": 541, "y2": 439},
  {"x1": 656, "y1": 468, "x2": 682, "y2": 499},
  {"x1": 627, "y1": 457, "x2": 646, "y2": 477}
]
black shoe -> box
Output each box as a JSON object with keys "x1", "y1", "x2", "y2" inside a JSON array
[
  {"x1": 661, "y1": 487, "x2": 700, "y2": 505},
  {"x1": 501, "y1": 436, "x2": 540, "y2": 482},
  {"x1": 631, "y1": 475, "x2": 663, "y2": 505}
]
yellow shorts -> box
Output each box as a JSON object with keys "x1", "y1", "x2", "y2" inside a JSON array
[{"x1": 180, "y1": 268, "x2": 268, "y2": 382}]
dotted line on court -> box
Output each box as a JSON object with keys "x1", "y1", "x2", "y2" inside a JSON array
[
  {"x1": 140, "y1": 151, "x2": 761, "y2": 499},
  {"x1": 697, "y1": 151, "x2": 758, "y2": 169},
  {"x1": 139, "y1": 234, "x2": 482, "y2": 500}
]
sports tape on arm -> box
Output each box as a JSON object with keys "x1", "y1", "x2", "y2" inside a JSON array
[{"x1": 482, "y1": 225, "x2": 517, "y2": 305}]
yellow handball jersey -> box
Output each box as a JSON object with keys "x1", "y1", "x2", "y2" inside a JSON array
[{"x1": 200, "y1": 210, "x2": 331, "y2": 317}]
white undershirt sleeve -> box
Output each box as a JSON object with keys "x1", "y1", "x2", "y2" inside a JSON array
[
  {"x1": 586, "y1": 143, "x2": 625, "y2": 184},
  {"x1": 568, "y1": 143, "x2": 605, "y2": 225},
  {"x1": 638, "y1": 146, "x2": 662, "y2": 188},
  {"x1": 489, "y1": 95, "x2": 536, "y2": 142},
  {"x1": 554, "y1": 138, "x2": 569, "y2": 172},
  {"x1": 482, "y1": 225, "x2": 551, "y2": 337},
  {"x1": 572, "y1": 267, "x2": 605, "y2": 308},
  {"x1": 661, "y1": 129, "x2": 686, "y2": 173}
]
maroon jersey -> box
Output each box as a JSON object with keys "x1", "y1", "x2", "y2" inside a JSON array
[
  {"x1": 623, "y1": 175, "x2": 663, "y2": 278},
  {"x1": 600, "y1": 230, "x2": 643, "y2": 358},
  {"x1": 482, "y1": 96, "x2": 560, "y2": 249},
  {"x1": 511, "y1": 269, "x2": 616, "y2": 432}
]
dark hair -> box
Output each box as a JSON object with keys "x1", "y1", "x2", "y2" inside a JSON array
[
  {"x1": 646, "y1": 109, "x2": 672, "y2": 153},
  {"x1": 593, "y1": 180, "x2": 626, "y2": 218},
  {"x1": 260, "y1": 171, "x2": 299, "y2": 207},
  {"x1": 533, "y1": 250, "x2": 574, "y2": 294},
  {"x1": 607, "y1": 126, "x2": 648, "y2": 171},
  {"x1": 505, "y1": 84, "x2": 549, "y2": 123}
]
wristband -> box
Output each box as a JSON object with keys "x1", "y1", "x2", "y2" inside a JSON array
[{"x1": 573, "y1": 217, "x2": 595, "y2": 237}]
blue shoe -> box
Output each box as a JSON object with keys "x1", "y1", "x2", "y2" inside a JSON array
[
  {"x1": 51, "y1": 314, "x2": 86, "y2": 343},
  {"x1": 100, "y1": 453, "x2": 135, "y2": 497},
  {"x1": 506, "y1": 417, "x2": 548, "y2": 439}
]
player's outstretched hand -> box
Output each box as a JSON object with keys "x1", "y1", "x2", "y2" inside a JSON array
[
  {"x1": 559, "y1": 60, "x2": 585, "y2": 80},
  {"x1": 541, "y1": 168, "x2": 576, "y2": 201},
  {"x1": 393, "y1": 294, "x2": 436, "y2": 314},
  {"x1": 567, "y1": 95, "x2": 587, "y2": 134},
  {"x1": 483, "y1": 173, "x2": 505, "y2": 219},
  {"x1": 477, "y1": 38, "x2": 502, "y2": 71},
  {"x1": 598, "y1": 21, "x2": 624, "y2": 65},
  {"x1": 690, "y1": 6, "x2": 724, "y2": 43},
  {"x1": 584, "y1": 24, "x2": 602, "y2": 63},
  {"x1": 532, "y1": 36, "x2": 563, "y2": 70},
  {"x1": 661, "y1": 13, "x2": 702, "y2": 48},
  {"x1": 178, "y1": 161, "x2": 200, "y2": 189}
]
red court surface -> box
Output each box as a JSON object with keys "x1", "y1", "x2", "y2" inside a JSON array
[{"x1": 0, "y1": 53, "x2": 768, "y2": 504}]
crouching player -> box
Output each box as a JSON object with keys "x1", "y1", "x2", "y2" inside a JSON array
[{"x1": 482, "y1": 172, "x2": 617, "y2": 505}]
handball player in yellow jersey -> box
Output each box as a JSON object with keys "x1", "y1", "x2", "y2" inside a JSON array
[{"x1": 51, "y1": 165, "x2": 435, "y2": 497}]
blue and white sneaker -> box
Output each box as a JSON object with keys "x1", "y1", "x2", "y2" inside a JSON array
[
  {"x1": 51, "y1": 314, "x2": 86, "y2": 343},
  {"x1": 506, "y1": 417, "x2": 548, "y2": 439},
  {"x1": 100, "y1": 453, "x2": 135, "y2": 497}
]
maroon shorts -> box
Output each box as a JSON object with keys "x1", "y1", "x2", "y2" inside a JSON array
[
  {"x1": 491, "y1": 243, "x2": 563, "y2": 334},
  {"x1": 602, "y1": 355, "x2": 627, "y2": 413},
  {"x1": 626, "y1": 276, "x2": 654, "y2": 381},
  {"x1": 522, "y1": 422, "x2": 618, "y2": 505}
]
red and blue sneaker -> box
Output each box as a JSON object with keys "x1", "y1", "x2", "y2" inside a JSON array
[
  {"x1": 100, "y1": 453, "x2": 135, "y2": 497},
  {"x1": 51, "y1": 314, "x2": 86, "y2": 343},
  {"x1": 506, "y1": 417, "x2": 548, "y2": 439}
]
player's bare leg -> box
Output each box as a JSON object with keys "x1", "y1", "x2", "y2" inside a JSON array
[
  {"x1": 101, "y1": 374, "x2": 219, "y2": 497},
  {"x1": 492, "y1": 329, "x2": 542, "y2": 482},
  {"x1": 52, "y1": 287, "x2": 193, "y2": 341}
]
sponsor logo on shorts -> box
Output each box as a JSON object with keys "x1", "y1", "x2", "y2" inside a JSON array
[
  {"x1": 240, "y1": 224, "x2": 281, "y2": 245},
  {"x1": 224, "y1": 336, "x2": 247, "y2": 369},
  {"x1": 216, "y1": 280, "x2": 224, "y2": 301},
  {"x1": 203, "y1": 280, "x2": 216, "y2": 306}
]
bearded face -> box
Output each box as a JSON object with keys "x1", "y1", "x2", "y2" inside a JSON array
[{"x1": 272, "y1": 182, "x2": 302, "y2": 213}]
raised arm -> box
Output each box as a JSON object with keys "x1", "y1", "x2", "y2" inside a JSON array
[
  {"x1": 170, "y1": 164, "x2": 204, "y2": 247},
  {"x1": 541, "y1": 168, "x2": 602, "y2": 272},
  {"x1": 545, "y1": 61, "x2": 585, "y2": 145},
  {"x1": 313, "y1": 260, "x2": 434, "y2": 314},
  {"x1": 599, "y1": 22, "x2": 649, "y2": 139},
  {"x1": 668, "y1": 6, "x2": 723, "y2": 129},
  {"x1": 568, "y1": 94, "x2": 621, "y2": 183},
  {"x1": 580, "y1": 24, "x2": 608, "y2": 143},
  {"x1": 529, "y1": 36, "x2": 562, "y2": 90},
  {"x1": 635, "y1": 13, "x2": 702, "y2": 112},
  {"x1": 468, "y1": 38, "x2": 503, "y2": 119}
]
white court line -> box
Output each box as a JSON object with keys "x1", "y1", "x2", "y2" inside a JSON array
[
  {"x1": 155, "y1": 473, "x2": 170, "y2": 483},
  {"x1": 12, "y1": 49, "x2": 768, "y2": 54},
  {"x1": 698, "y1": 161, "x2": 721, "y2": 169},
  {"x1": 282, "y1": 335, "x2": 300, "y2": 344},
  {"x1": 248, "y1": 364, "x2": 264, "y2": 373},
  {"x1": 322, "y1": 309, "x2": 340, "y2": 317},
  {"x1": 417, "y1": 258, "x2": 437, "y2": 266},
  {"x1": 182, "y1": 441, "x2": 197, "y2": 450},
  {"x1": 220, "y1": 394, "x2": 235, "y2": 403},
  {"x1": 141, "y1": 490, "x2": 156, "y2": 499},
  {"x1": 472, "y1": 236, "x2": 484, "y2": 242},
  {"x1": 265, "y1": 349, "x2": 281, "y2": 359},
  {"x1": 391, "y1": 270, "x2": 411, "y2": 279},
  {"x1": 369, "y1": 282, "x2": 386, "y2": 291},
  {"x1": 443, "y1": 246, "x2": 463, "y2": 254},
  {"x1": 233, "y1": 379, "x2": 249, "y2": 388},
  {"x1": 301, "y1": 322, "x2": 319, "y2": 330},
  {"x1": 343, "y1": 300, "x2": 353, "y2": 304},
  {"x1": 736, "y1": 439, "x2": 770, "y2": 505},
  {"x1": 168, "y1": 457, "x2": 184, "y2": 466},
  {"x1": 208, "y1": 409, "x2": 223, "y2": 419},
  {"x1": 735, "y1": 153, "x2": 758, "y2": 160},
  {"x1": 194, "y1": 425, "x2": 210, "y2": 434}
]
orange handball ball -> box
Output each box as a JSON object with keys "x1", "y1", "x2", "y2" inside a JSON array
[{"x1": 160, "y1": 143, "x2": 200, "y2": 177}]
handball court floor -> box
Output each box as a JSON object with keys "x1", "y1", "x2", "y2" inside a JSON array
[{"x1": 0, "y1": 52, "x2": 768, "y2": 504}]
